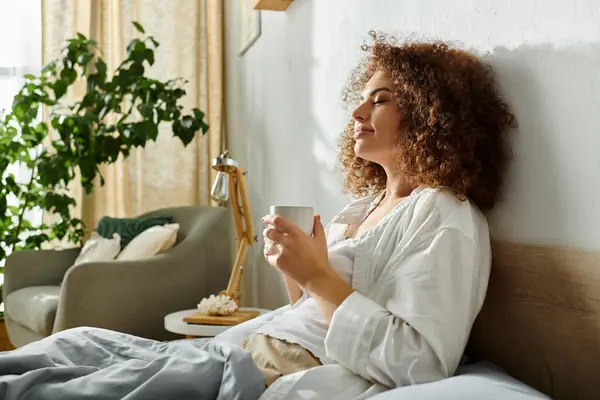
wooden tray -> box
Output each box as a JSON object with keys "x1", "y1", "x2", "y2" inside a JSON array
[{"x1": 183, "y1": 309, "x2": 260, "y2": 326}]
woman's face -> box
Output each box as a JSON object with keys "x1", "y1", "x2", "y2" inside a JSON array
[{"x1": 352, "y1": 70, "x2": 405, "y2": 167}]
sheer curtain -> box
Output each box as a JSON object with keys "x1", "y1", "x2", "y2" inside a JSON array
[
  {"x1": 0, "y1": 1, "x2": 43, "y2": 279},
  {"x1": 42, "y1": 0, "x2": 225, "y2": 234}
]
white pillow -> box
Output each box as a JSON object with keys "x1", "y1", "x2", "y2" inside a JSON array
[
  {"x1": 116, "y1": 223, "x2": 179, "y2": 261},
  {"x1": 73, "y1": 232, "x2": 121, "y2": 265},
  {"x1": 365, "y1": 362, "x2": 549, "y2": 400}
]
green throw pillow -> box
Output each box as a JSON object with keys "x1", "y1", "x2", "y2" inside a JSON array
[{"x1": 95, "y1": 215, "x2": 174, "y2": 248}]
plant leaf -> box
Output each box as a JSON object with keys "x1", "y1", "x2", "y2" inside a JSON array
[
  {"x1": 53, "y1": 80, "x2": 67, "y2": 99},
  {"x1": 137, "y1": 103, "x2": 154, "y2": 119},
  {"x1": 132, "y1": 21, "x2": 145, "y2": 34},
  {"x1": 144, "y1": 49, "x2": 154, "y2": 66}
]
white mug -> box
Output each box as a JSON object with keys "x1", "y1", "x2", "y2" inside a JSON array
[{"x1": 269, "y1": 205, "x2": 315, "y2": 235}]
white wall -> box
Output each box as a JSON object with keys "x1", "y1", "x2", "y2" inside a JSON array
[{"x1": 225, "y1": 0, "x2": 600, "y2": 309}]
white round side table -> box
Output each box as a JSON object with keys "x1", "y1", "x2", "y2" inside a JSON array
[{"x1": 164, "y1": 307, "x2": 270, "y2": 338}]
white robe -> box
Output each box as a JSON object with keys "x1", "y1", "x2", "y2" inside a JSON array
[{"x1": 218, "y1": 186, "x2": 491, "y2": 399}]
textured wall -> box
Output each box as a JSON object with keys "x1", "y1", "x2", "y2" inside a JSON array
[{"x1": 225, "y1": 0, "x2": 600, "y2": 308}]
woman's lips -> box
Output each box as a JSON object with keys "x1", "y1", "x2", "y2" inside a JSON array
[{"x1": 354, "y1": 129, "x2": 374, "y2": 140}]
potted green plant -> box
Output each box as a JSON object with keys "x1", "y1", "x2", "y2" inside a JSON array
[{"x1": 0, "y1": 22, "x2": 209, "y2": 314}]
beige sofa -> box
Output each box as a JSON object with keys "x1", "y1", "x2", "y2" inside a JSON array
[{"x1": 2, "y1": 206, "x2": 231, "y2": 347}]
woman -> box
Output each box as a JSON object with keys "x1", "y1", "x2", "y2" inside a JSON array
[{"x1": 242, "y1": 33, "x2": 516, "y2": 388}]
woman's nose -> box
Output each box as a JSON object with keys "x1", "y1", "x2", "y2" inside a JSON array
[{"x1": 352, "y1": 102, "x2": 370, "y2": 122}]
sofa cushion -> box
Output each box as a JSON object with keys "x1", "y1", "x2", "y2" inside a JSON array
[
  {"x1": 6, "y1": 286, "x2": 61, "y2": 336},
  {"x1": 117, "y1": 223, "x2": 180, "y2": 260},
  {"x1": 95, "y1": 215, "x2": 174, "y2": 248},
  {"x1": 73, "y1": 232, "x2": 122, "y2": 266}
]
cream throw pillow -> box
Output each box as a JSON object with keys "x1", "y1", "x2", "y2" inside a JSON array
[
  {"x1": 73, "y1": 232, "x2": 122, "y2": 265},
  {"x1": 116, "y1": 223, "x2": 180, "y2": 261}
]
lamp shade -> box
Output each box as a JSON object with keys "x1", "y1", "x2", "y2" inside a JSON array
[{"x1": 212, "y1": 151, "x2": 240, "y2": 173}]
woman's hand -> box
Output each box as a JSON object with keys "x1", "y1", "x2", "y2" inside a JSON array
[
  {"x1": 263, "y1": 214, "x2": 356, "y2": 319},
  {"x1": 262, "y1": 214, "x2": 331, "y2": 288}
]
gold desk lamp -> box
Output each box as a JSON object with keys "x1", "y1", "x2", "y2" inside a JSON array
[
  {"x1": 209, "y1": 150, "x2": 256, "y2": 307},
  {"x1": 183, "y1": 151, "x2": 260, "y2": 325},
  {"x1": 183, "y1": 151, "x2": 259, "y2": 326}
]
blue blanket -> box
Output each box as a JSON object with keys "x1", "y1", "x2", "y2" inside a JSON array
[{"x1": 0, "y1": 327, "x2": 266, "y2": 400}]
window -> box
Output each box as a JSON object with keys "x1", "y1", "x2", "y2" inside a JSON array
[{"x1": 0, "y1": 1, "x2": 42, "y2": 289}]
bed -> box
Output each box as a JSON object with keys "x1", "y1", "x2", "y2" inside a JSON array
[
  {"x1": 215, "y1": 240, "x2": 600, "y2": 399},
  {"x1": 2, "y1": 240, "x2": 597, "y2": 399}
]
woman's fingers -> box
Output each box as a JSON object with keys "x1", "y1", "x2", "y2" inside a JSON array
[
  {"x1": 261, "y1": 215, "x2": 299, "y2": 235},
  {"x1": 263, "y1": 226, "x2": 285, "y2": 244},
  {"x1": 261, "y1": 215, "x2": 303, "y2": 268},
  {"x1": 263, "y1": 239, "x2": 281, "y2": 257}
]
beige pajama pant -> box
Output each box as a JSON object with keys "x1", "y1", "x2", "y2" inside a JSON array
[{"x1": 242, "y1": 333, "x2": 321, "y2": 387}]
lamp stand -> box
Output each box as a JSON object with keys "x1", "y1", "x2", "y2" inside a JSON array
[
  {"x1": 187, "y1": 154, "x2": 259, "y2": 327},
  {"x1": 219, "y1": 167, "x2": 255, "y2": 306}
]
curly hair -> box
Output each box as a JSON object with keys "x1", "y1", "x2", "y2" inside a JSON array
[{"x1": 339, "y1": 32, "x2": 516, "y2": 211}]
